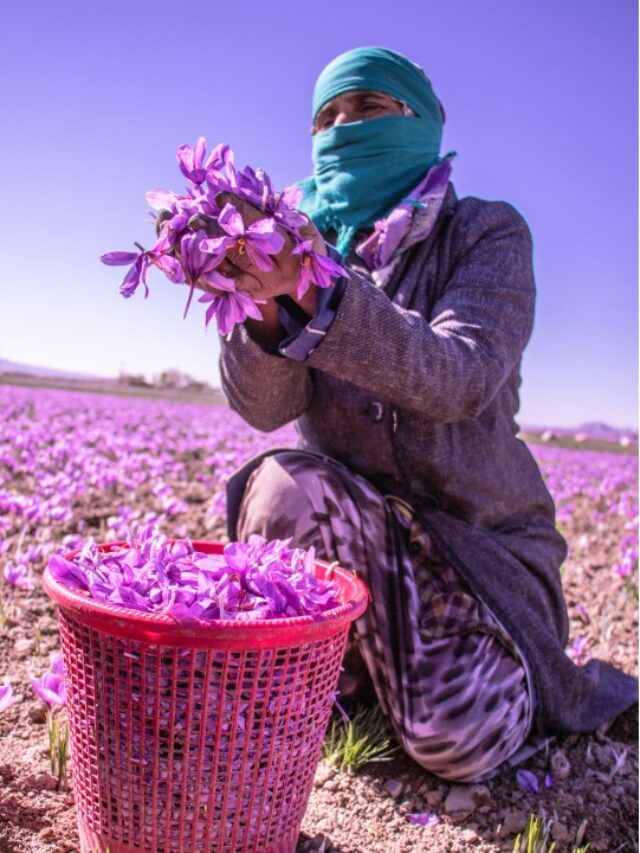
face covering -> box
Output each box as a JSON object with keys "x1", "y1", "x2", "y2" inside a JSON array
[{"x1": 297, "y1": 46, "x2": 446, "y2": 257}]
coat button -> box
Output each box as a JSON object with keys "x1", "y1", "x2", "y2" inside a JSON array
[{"x1": 368, "y1": 402, "x2": 385, "y2": 422}]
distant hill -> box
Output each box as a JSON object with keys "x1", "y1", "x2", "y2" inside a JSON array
[
  {"x1": 523, "y1": 421, "x2": 638, "y2": 443},
  {"x1": 0, "y1": 358, "x2": 106, "y2": 381},
  {"x1": 0, "y1": 359, "x2": 224, "y2": 404},
  {"x1": 574, "y1": 421, "x2": 638, "y2": 442}
]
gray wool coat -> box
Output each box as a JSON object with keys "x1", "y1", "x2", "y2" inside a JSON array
[{"x1": 219, "y1": 182, "x2": 638, "y2": 734}]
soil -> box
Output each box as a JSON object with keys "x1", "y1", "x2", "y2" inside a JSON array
[{"x1": 0, "y1": 392, "x2": 636, "y2": 852}]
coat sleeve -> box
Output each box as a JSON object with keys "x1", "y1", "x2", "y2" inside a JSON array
[
  {"x1": 303, "y1": 201, "x2": 536, "y2": 423},
  {"x1": 219, "y1": 323, "x2": 313, "y2": 432}
]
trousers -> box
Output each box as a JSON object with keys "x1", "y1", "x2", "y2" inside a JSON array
[{"x1": 229, "y1": 449, "x2": 542, "y2": 782}]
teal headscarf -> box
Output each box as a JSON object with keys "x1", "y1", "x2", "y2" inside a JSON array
[{"x1": 297, "y1": 47, "x2": 445, "y2": 256}]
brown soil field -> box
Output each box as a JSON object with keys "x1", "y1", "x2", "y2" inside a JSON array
[{"x1": 0, "y1": 389, "x2": 636, "y2": 852}]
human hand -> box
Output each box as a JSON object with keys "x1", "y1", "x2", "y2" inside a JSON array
[{"x1": 207, "y1": 191, "x2": 326, "y2": 309}]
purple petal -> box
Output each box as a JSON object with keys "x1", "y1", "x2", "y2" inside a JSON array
[
  {"x1": 0, "y1": 685, "x2": 17, "y2": 714},
  {"x1": 214, "y1": 290, "x2": 262, "y2": 334},
  {"x1": 3, "y1": 562, "x2": 35, "y2": 589},
  {"x1": 49, "y1": 652, "x2": 64, "y2": 676},
  {"x1": 201, "y1": 270, "x2": 236, "y2": 292},
  {"x1": 152, "y1": 255, "x2": 185, "y2": 284},
  {"x1": 204, "y1": 142, "x2": 232, "y2": 171},
  {"x1": 193, "y1": 136, "x2": 206, "y2": 170},
  {"x1": 247, "y1": 217, "x2": 278, "y2": 236},
  {"x1": 296, "y1": 265, "x2": 314, "y2": 300},
  {"x1": 47, "y1": 554, "x2": 89, "y2": 591},
  {"x1": 406, "y1": 813, "x2": 440, "y2": 827},
  {"x1": 176, "y1": 143, "x2": 195, "y2": 181},
  {"x1": 516, "y1": 769, "x2": 540, "y2": 793},
  {"x1": 119, "y1": 255, "x2": 149, "y2": 299},
  {"x1": 247, "y1": 227, "x2": 285, "y2": 256},
  {"x1": 291, "y1": 240, "x2": 314, "y2": 256},
  {"x1": 216, "y1": 294, "x2": 246, "y2": 335},
  {"x1": 200, "y1": 235, "x2": 233, "y2": 258},
  {"x1": 179, "y1": 230, "x2": 211, "y2": 283},
  {"x1": 218, "y1": 203, "x2": 244, "y2": 237},
  {"x1": 202, "y1": 295, "x2": 220, "y2": 328},
  {"x1": 100, "y1": 251, "x2": 139, "y2": 266},
  {"x1": 31, "y1": 672, "x2": 66, "y2": 707},
  {"x1": 235, "y1": 290, "x2": 263, "y2": 321},
  {"x1": 244, "y1": 241, "x2": 275, "y2": 272},
  {"x1": 145, "y1": 188, "x2": 178, "y2": 211},
  {"x1": 314, "y1": 252, "x2": 350, "y2": 280},
  {"x1": 281, "y1": 185, "x2": 303, "y2": 208}
]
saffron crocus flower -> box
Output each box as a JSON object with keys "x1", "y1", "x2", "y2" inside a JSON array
[
  {"x1": 515, "y1": 768, "x2": 539, "y2": 793},
  {"x1": 570, "y1": 636, "x2": 589, "y2": 666},
  {"x1": 3, "y1": 561, "x2": 35, "y2": 589},
  {"x1": 100, "y1": 245, "x2": 151, "y2": 298},
  {"x1": 405, "y1": 813, "x2": 440, "y2": 827},
  {"x1": 48, "y1": 553, "x2": 90, "y2": 591},
  {"x1": 198, "y1": 290, "x2": 262, "y2": 335},
  {"x1": 152, "y1": 253, "x2": 185, "y2": 284},
  {"x1": 178, "y1": 229, "x2": 236, "y2": 318},
  {"x1": 47, "y1": 525, "x2": 340, "y2": 621},
  {"x1": 272, "y1": 195, "x2": 309, "y2": 234},
  {"x1": 201, "y1": 203, "x2": 285, "y2": 272},
  {"x1": 145, "y1": 191, "x2": 194, "y2": 255},
  {"x1": 24, "y1": 544, "x2": 43, "y2": 564},
  {"x1": 179, "y1": 230, "x2": 229, "y2": 284},
  {"x1": 0, "y1": 684, "x2": 17, "y2": 713},
  {"x1": 610, "y1": 745, "x2": 628, "y2": 777},
  {"x1": 203, "y1": 144, "x2": 239, "y2": 201},
  {"x1": 234, "y1": 170, "x2": 307, "y2": 231},
  {"x1": 145, "y1": 188, "x2": 179, "y2": 212},
  {"x1": 49, "y1": 652, "x2": 64, "y2": 677},
  {"x1": 291, "y1": 240, "x2": 349, "y2": 299},
  {"x1": 31, "y1": 670, "x2": 66, "y2": 707},
  {"x1": 177, "y1": 137, "x2": 229, "y2": 186}
]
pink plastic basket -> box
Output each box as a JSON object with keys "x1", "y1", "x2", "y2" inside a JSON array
[{"x1": 43, "y1": 540, "x2": 369, "y2": 853}]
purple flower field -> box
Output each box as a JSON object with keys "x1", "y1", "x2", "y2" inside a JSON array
[{"x1": 0, "y1": 383, "x2": 637, "y2": 852}]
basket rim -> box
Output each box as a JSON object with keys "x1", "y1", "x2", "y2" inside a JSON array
[{"x1": 42, "y1": 539, "x2": 370, "y2": 637}]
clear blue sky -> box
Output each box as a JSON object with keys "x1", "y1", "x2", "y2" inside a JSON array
[{"x1": 0, "y1": 0, "x2": 637, "y2": 428}]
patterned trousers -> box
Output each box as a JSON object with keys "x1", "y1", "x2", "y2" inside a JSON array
[{"x1": 231, "y1": 449, "x2": 541, "y2": 782}]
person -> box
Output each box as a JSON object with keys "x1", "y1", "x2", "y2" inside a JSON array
[{"x1": 210, "y1": 47, "x2": 637, "y2": 782}]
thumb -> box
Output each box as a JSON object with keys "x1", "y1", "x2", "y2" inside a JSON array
[{"x1": 299, "y1": 215, "x2": 327, "y2": 255}]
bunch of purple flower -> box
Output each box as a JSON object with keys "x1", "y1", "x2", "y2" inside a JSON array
[
  {"x1": 101, "y1": 139, "x2": 348, "y2": 333},
  {"x1": 47, "y1": 523, "x2": 341, "y2": 621}
]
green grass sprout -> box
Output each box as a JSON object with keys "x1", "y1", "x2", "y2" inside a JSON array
[
  {"x1": 323, "y1": 705, "x2": 398, "y2": 773},
  {"x1": 46, "y1": 710, "x2": 69, "y2": 790},
  {"x1": 512, "y1": 813, "x2": 590, "y2": 853}
]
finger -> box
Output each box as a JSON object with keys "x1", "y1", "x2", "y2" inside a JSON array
[
  {"x1": 215, "y1": 191, "x2": 269, "y2": 227},
  {"x1": 216, "y1": 192, "x2": 296, "y2": 275},
  {"x1": 222, "y1": 262, "x2": 264, "y2": 298},
  {"x1": 226, "y1": 244, "x2": 253, "y2": 271},
  {"x1": 217, "y1": 259, "x2": 263, "y2": 295},
  {"x1": 155, "y1": 209, "x2": 174, "y2": 236},
  {"x1": 198, "y1": 281, "x2": 225, "y2": 297},
  {"x1": 188, "y1": 213, "x2": 225, "y2": 237},
  {"x1": 218, "y1": 258, "x2": 245, "y2": 281}
]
